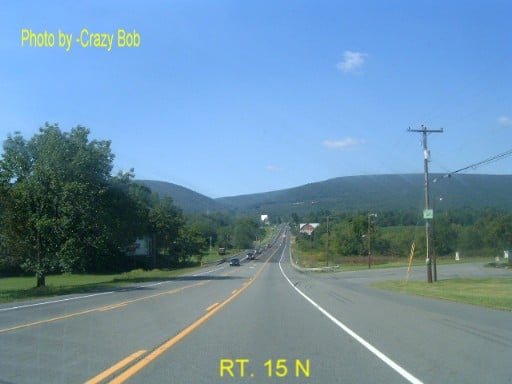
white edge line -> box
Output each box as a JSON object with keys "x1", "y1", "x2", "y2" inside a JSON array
[
  {"x1": 0, "y1": 291, "x2": 114, "y2": 312},
  {"x1": 2, "y1": 253, "x2": 246, "y2": 311},
  {"x1": 278, "y1": 243, "x2": 424, "y2": 384},
  {"x1": 2, "y1": 263, "x2": 229, "y2": 311},
  {"x1": 192, "y1": 265, "x2": 226, "y2": 277},
  {"x1": 139, "y1": 281, "x2": 167, "y2": 288}
]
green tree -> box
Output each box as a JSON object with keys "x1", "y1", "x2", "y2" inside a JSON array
[
  {"x1": 174, "y1": 223, "x2": 207, "y2": 263},
  {"x1": 233, "y1": 216, "x2": 264, "y2": 249},
  {"x1": 0, "y1": 124, "x2": 118, "y2": 285},
  {"x1": 333, "y1": 220, "x2": 360, "y2": 255},
  {"x1": 432, "y1": 214, "x2": 458, "y2": 256},
  {"x1": 87, "y1": 171, "x2": 150, "y2": 272},
  {"x1": 149, "y1": 196, "x2": 184, "y2": 266},
  {"x1": 482, "y1": 212, "x2": 512, "y2": 252},
  {"x1": 331, "y1": 214, "x2": 378, "y2": 257}
]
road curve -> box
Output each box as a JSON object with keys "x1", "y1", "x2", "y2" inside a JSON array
[{"x1": 1, "y1": 226, "x2": 510, "y2": 383}]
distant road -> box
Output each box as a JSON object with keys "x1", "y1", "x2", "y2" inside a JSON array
[{"x1": 1, "y1": 227, "x2": 510, "y2": 383}]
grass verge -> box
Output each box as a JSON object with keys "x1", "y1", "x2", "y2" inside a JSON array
[
  {"x1": 372, "y1": 278, "x2": 512, "y2": 311},
  {"x1": 292, "y1": 241, "x2": 499, "y2": 271},
  {"x1": 0, "y1": 267, "x2": 200, "y2": 303}
]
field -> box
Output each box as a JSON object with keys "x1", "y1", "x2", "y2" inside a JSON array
[
  {"x1": 373, "y1": 278, "x2": 512, "y2": 311},
  {"x1": 0, "y1": 268, "x2": 199, "y2": 303}
]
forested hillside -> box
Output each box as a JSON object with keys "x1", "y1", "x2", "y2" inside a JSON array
[
  {"x1": 217, "y1": 174, "x2": 512, "y2": 216},
  {"x1": 138, "y1": 180, "x2": 227, "y2": 213}
]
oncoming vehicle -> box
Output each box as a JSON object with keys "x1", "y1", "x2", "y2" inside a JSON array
[{"x1": 229, "y1": 258, "x2": 240, "y2": 266}]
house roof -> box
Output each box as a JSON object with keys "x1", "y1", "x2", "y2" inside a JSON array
[{"x1": 299, "y1": 223, "x2": 320, "y2": 233}]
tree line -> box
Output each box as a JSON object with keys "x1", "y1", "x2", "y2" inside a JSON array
[
  {"x1": 291, "y1": 208, "x2": 512, "y2": 261},
  {"x1": 0, "y1": 124, "x2": 264, "y2": 286}
]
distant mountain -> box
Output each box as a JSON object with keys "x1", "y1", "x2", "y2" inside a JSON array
[
  {"x1": 216, "y1": 174, "x2": 512, "y2": 216},
  {"x1": 136, "y1": 180, "x2": 227, "y2": 214},
  {"x1": 139, "y1": 174, "x2": 512, "y2": 217}
]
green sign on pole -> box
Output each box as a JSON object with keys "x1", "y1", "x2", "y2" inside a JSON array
[{"x1": 423, "y1": 209, "x2": 434, "y2": 219}]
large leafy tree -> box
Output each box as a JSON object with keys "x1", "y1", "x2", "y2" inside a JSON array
[
  {"x1": 148, "y1": 195, "x2": 185, "y2": 266},
  {"x1": 80, "y1": 171, "x2": 150, "y2": 273},
  {"x1": 332, "y1": 214, "x2": 368, "y2": 256},
  {"x1": 0, "y1": 124, "x2": 118, "y2": 286},
  {"x1": 173, "y1": 223, "x2": 206, "y2": 263},
  {"x1": 478, "y1": 211, "x2": 512, "y2": 253},
  {"x1": 432, "y1": 214, "x2": 458, "y2": 256},
  {"x1": 232, "y1": 216, "x2": 264, "y2": 249}
]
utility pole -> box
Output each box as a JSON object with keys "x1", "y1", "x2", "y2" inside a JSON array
[
  {"x1": 368, "y1": 213, "x2": 377, "y2": 269},
  {"x1": 408, "y1": 125, "x2": 443, "y2": 283},
  {"x1": 326, "y1": 216, "x2": 330, "y2": 267}
]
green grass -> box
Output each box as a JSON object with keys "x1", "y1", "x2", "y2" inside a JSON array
[
  {"x1": 0, "y1": 267, "x2": 200, "y2": 303},
  {"x1": 199, "y1": 252, "x2": 227, "y2": 263},
  {"x1": 196, "y1": 226, "x2": 278, "y2": 265},
  {"x1": 372, "y1": 278, "x2": 512, "y2": 311},
  {"x1": 262, "y1": 225, "x2": 279, "y2": 244},
  {"x1": 198, "y1": 248, "x2": 245, "y2": 263},
  {"x1": 294, "y1": 240, "x2": 512, "y2": 310},
  {"x1": 292, "y1": 238, "x2": 499, "y2": 270}
]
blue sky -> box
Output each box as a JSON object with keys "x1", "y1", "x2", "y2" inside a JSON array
[{"x1": 1, "y1": 1, "x2": 511, "y2": 197}]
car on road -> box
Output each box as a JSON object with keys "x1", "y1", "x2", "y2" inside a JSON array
[{"x1": 229, "y1": 258, "x2": 240, "y2": 266}]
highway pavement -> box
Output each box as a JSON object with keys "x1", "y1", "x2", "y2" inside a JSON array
[{"x1": 1, "y1": 226, "x2": 511, "y2": 383}]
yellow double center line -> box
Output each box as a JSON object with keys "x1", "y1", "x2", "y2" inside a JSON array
[
  {"x1": 94, "y1": 246, "x2": 279, "y2": 384},
  {"x1": 85, "y1": 350, "x2": 147, "y2": 384},
  {"x1": 1, "y1": 260, "x2": 249, "y2": 335},
  {"x1": 0, "y1": 281, "x2": 207, "y2": 334}
]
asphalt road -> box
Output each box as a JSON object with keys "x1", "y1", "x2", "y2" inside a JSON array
[{"x1": 1, "y1": 227, "x2": 511, "y2": 384}]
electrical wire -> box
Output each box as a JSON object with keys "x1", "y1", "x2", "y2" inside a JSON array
[{"x1": 433, "y1": 148, "x2": 512, "y2": 182}]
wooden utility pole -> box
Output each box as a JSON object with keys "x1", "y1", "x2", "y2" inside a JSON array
[
  {"x1": 408, "y1": 125, "x2": 443, "y2": 283},
  {"x1": 368, "y1": 213, "x2": 377, "y2": 269},
  {"x1": 326, "y1": 216, "x2": 330, "y2": 267}
]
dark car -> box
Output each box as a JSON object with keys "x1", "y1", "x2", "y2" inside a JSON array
[{"x1": 229, "y1": 258, "x2": 240, "y2": 266}]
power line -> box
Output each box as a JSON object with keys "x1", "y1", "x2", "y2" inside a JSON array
[{"x1": 434, "y1": 148, "x2": 512, "y2": 182}]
